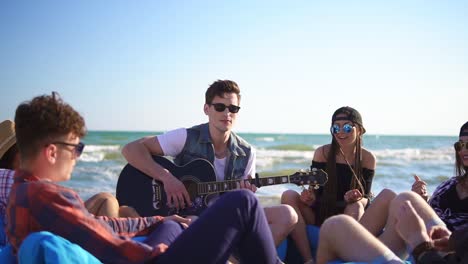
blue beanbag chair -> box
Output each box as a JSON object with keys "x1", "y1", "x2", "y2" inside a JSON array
[
  {"x1": 0, "y1": 244, "x2": 15, "y2": 264},
  {"x1": 18, "y1": 231, "x2": 102, "y2": 264}
]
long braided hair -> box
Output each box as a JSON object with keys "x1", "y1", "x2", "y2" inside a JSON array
[{"x1": 318, "y1": 107, "x2": 366, "y2": 225}]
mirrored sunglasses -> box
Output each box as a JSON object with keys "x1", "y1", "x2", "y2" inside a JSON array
[
  {"x1": 331, "y1": 123, "x2": 354, "y2": 134},
  {"x1": 454, "y1": 141, "x2": 468, "y2": 152},
  {"x1": 210, "y1": 103, "x2": 241, "y2": 113}
]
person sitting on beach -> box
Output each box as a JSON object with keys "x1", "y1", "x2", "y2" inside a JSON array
[
  {"x1": 121, "y1": 79, "x2": 297, "y2": 246},
  {"x1": 0, "y1": 120, "x2": 19, "y2": 248},
  {"x1": 316, "y1": 192, "x2": 467, "y2": 264},
  {"x1": 411, "y1": 121, "x2": 468, "y2": 232},
  {"x1": 0, "y1": 120, "x2": 137, "y2": 226},
  {"x1": 281, "y1": 106, "x2": 376, "y2": 263},
  {"x1": 6, "y1": 92, "x2": 281, "y2": 264}
]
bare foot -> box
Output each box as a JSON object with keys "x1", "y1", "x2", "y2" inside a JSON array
[{"x1": 394, "y1": 201, "x2": 430, "y2": 250}]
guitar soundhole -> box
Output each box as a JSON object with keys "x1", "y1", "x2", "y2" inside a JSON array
[
  {"x1": 153, "y1": 201, "x2": 161, "y2": 210},
  {"x1": 184, "y1": 181, "x2": 198, "y2": 204}
]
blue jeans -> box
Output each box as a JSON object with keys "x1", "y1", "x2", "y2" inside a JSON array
[{"x1": 151, "y1": 189, "x2": 280, "y2": 264}]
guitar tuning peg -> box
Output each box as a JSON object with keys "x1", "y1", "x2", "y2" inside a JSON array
[
  {"x1": 305, "y1": 168, "x2": 311, "y2": 173},
  {"x1": 300, "y1": 169, "x2": 305, "y2": 173},
  {"x1": 311, "y1": 167, "x2": 317, "y2": 172},
  {"x1": 314, "y1": 185, "x2": 320, "y2": 190}
]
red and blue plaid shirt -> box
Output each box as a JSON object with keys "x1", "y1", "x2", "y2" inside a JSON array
[
  {"x1": 6, "y1": 170, "x2": 167, "y2": 263},
  {"x1": 0, "y1": 169, "x2": 14, "y2": 218}
]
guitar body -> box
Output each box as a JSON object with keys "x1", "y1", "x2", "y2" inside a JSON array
[{"x1": 116, "y1": 156, "x2": 217, "y2": 217}]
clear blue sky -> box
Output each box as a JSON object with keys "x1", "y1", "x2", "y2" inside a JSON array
[{"x1": 1, "y1": 1, "x2": 466, "y2": 135}]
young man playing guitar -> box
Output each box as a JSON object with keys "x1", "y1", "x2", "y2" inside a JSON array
[{"x1": 122, "y1": 79, "x2": 298, "y2": 246}]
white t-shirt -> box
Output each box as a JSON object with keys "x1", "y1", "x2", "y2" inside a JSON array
[{"x1": 157, "y1": 128, "x2": 256, "y2": 182}]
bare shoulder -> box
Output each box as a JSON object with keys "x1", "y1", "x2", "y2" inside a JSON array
[
  {"x1": 313, "y1": 144, "x2": 330, "y2": 163},
  {"x1": 361, "y1": 148, "x2": 376, "y2": 170}
]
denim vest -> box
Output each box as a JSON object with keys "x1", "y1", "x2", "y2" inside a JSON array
[{"x1": 174, "y1": 123, "x2": 252, "y2": 180}]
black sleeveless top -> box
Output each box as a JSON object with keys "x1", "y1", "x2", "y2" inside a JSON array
[{"x1": 311, "y1": 161, "x2": 374, "y2": 208}]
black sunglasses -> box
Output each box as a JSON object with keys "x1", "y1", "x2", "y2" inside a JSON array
[
  {"x1": 454, "y1": 141, "x2": 468, "y2": 152},
  {"x1": 52, "y1": 141, "x2": 85, "y2": 157},
  {"x1": 209, "y1": 103, "x2": 241, "y2": 113}
]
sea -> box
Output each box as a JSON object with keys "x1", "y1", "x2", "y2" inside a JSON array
[{"x1": 66, "y1": 131, "x2": 458, "y2": 207}]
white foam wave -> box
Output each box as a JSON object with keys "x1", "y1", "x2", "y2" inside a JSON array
[
  {"x1": 84, "y1": 145, "x2": 120, "y2": 152},
  {"x1": 373, "y1": 147, "x2": 454, "y2": 162},
  {"x1": 80, "y1": 152, "x2": 105, "y2": 162},
  {"x1": 80, "y1": 145, "x2": 121, "y2": 162},
  {"x1": 255, "y1": 146, "x2": 455, "y2": 170},
  {"x1": 255, "y1": 137, "x2": 275, "y2": 142},
  {"x1": 256, "y1": 148, "x2": 314, "y2": 169}
]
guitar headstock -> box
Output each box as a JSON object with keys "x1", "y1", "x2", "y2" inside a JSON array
[{"x1": 289, "y1": 168, "x2": 328, "y2": 189}]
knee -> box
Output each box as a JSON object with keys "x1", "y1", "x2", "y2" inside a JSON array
[
  {"x1": 234, "y1": 188, "x2": 256, "y2": 200},
  {"x1": 229, "y1": 189, "x2": 259, "y2": 207},
  {"x1": 86, "y1": 192, "x2": 120, "y2": 216},
  {"x1": 379, "y1": 188, "x2": 397, "y2": 201},
  {"x1": 392, "y1": 191, "x2": 422, "y2": 206},
  {"x1": 281, "y1": 190, "x2": 300, "y2": 206},
  {"x1": 268, "y1": 205, "x2": 298, "y2": 227},
  {"x1": 345, "y1": 201, "x2": 365, "y2": 212},
  {"x1": 90, "y1": 192, "x2": 117, "y2": 202},
  {"x1": 321, "y1": 215, "x2": 354, "y2": 233},
  {"x1": 284, "y1": 205, "x2": 299, "y2": 226},
  {"x1": 119, "y1": 206, "x2": 140, "y2": 217},
  {"x1": 159, "y1": 220, "x2": 184, "y2": 235}
]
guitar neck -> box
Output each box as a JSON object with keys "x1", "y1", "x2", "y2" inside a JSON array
[
  {"x1": 197, "y1": 175, "x2": 290, "y2": 195},
  {"x1": 251, "y1": 175, "x2": 290, "y2": 187}
]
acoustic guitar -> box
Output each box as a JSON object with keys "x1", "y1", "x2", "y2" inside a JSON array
[{"x1": 116, "y1": 155, "x2": 328, "y2": 216}]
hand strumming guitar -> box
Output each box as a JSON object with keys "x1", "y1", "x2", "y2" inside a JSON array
[{"x1": 161, "y1": 171, "x2": 192, "y2": 210}]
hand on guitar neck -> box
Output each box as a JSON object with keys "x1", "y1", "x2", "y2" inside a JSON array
[{"x1": 239, "y1": 175, "x2": 257, "y2": 192}]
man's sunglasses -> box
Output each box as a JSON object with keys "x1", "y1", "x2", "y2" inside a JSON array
[
  {"x1": 52, "y1": 141, "x2": 85, "y2": 157},
  {"x1": 209, "y1": 103, "x2": 241, "y2": 113},
  {"x1": 454, "y1": 141, "x2": 468, "y2": 152},
  {"x1": 331, "y1": 123, "x2": 354, "y2": 134}
]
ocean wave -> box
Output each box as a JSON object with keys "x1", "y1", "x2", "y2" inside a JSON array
[
  {"x1": 266, "y1": 144, "x2": 315, "y2": 151},
  {"x1": 256, "y1": 148, "x2": 314, "y2": 169},
  {"x1": 80, "y1": 145, "x2": 121, "y2": 162},
  {"x1": 255, "y1": 137, "x2": 275, "y2": 142},
  {"x1": 373, "y1": 147, "x2": 454, "y2": 162},
  {"x1": 84, "y1": 145, "x2": 120, "y2": 152}
]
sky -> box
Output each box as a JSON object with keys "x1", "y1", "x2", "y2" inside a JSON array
[{"x1": 1, "y1": 1, "x2": 467, "y2": 136}]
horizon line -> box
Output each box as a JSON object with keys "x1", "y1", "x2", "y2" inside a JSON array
[{"x1": 86, "y1": 129, "x2": 458, "y2": 138}]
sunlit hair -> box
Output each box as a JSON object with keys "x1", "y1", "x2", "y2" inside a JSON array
[
  {"x1": 14, "y1": 92, "x2": 86, "y2": 161},
  {"x1": 318, "y1": 111, "x2": 366, "y2": 224},
  {"x1": 205, "y1": 80, "x2": 241, "y2": 105}
]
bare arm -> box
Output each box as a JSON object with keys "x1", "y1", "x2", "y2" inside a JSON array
[
  {"x1": 312, "y1": 145, "x2": 329, "y2": 163},
  {"x1": 121, "y1": 136, "x2": 191, "y2": 209},
  {"x1": 121, "y1": 136, "x2": 170, "y2": 182}
]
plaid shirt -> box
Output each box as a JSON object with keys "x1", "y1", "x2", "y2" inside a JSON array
[
  {"x1": 429, "y1": 177, "x2": 468, "y2": 232},
  {"x1": 0, "y1": 169, "x2": 14, "y2": 218},
  {"x1": 6, "y1": 170, "x2": 167, "y2": 263}
]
